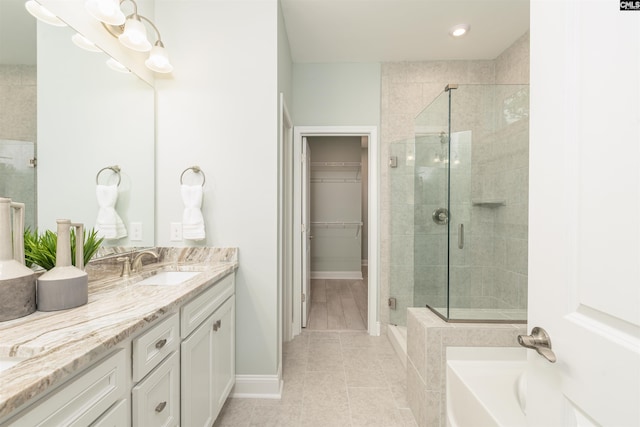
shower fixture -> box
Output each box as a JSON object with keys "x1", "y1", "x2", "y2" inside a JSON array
[{"x1": 433, "y1": 132, "x2": 459, "y2": 165}]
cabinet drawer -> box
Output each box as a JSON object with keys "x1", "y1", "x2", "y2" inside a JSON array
[
  {"x1": 181, "y1": 273, "x2": 234, "y2": 338},
  {"x1": 132, "y1": 351, "x2": 180, "y2": 427},
  {"x1": 90, "y1": 399, "x2": 128, "y2": 427},
  {"x1": 133, "y1": 313, "x2": 179, "y2": 382},
  {"x1": 6, "y1": 350, "x2": 126, "y2": 427}
]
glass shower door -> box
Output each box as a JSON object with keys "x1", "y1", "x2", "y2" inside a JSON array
[
  {"x1": 413, "y1": 90, "x2": 450, "y2": 319},
  {"x1": 0, "y1": 139, "x2": 36, "y2": 230}
]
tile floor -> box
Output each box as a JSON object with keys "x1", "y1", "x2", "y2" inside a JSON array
[{"x1": 214, "y1": 330, "x2": 418, "y2": 426}]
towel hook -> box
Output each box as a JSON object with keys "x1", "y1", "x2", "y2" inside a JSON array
[
  {"x1": 96, "y1": 165, "x2": 121, "y2": 186},
  {"x1": 180, "y1": 166, "x2": 206, "y2": 186}
]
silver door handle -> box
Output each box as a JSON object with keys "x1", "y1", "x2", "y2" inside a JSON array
[
  {"x1": 517, "y1": 327, "x2": 557, "y2": 363},
  {"x1": 458, "y1": 224, "x2": 464, "y2": 249}
]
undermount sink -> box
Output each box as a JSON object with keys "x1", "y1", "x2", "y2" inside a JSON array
[
  {"x1": 136, "y1": 271, "x2": 202, "y2": 286},
  {"x1": 0, "y1": 357, "x2": 26, "y2": 373}
]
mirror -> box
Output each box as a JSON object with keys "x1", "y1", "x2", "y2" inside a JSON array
[{"x1": 0, "y1": 0, "x2": 155, "y2": 248}]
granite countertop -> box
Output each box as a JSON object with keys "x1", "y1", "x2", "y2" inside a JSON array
[{"x1": 0, "y1": 247, "x2": 238, "y2": 421}]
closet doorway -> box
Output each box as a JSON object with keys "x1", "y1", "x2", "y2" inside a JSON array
[
  {"x1": 306, "y1": 136, "x2": 367, "y2": 330},
  {"x1": 292, "y1": 126, "x2": 379, "y2": 337}
]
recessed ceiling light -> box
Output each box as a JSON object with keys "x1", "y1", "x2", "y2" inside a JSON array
[{"x1": 449, "y1": 24, "x2": 470, "y2": 37}]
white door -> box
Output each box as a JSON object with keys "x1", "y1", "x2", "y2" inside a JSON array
[
  {"x1": 527, "y1": 1, "x2": 640, "y2": 426},
  {"x1": 301, "y1": 137, "x2": 311, "y2": 327}
]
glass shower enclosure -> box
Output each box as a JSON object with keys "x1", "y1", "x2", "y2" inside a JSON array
[{"x1": 390, "y1": 84, "x2": 529, "y2": 323}]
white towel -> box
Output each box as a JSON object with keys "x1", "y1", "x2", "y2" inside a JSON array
[
  {"x1": 181, "y1": 184, "x2": 205, "y2": 240},
  {"x1": 95, "y1": 184, "x2": 127, "y2": 240}
]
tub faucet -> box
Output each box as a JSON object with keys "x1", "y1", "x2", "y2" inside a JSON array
[{"x1": 132, "y1": 250, "x2": 159, "y2": 272}]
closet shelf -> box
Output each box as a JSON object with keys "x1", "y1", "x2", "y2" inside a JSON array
[
  {"x1": 311, "y1": 178, "x2": 361, "y2": 184},
  {"x1": 311, "y1": 221, "x2": 363, "y2": 238},
  {"x1": 311, "y1": 162, "x2": 361, "y2": 180},
  {"x1": 310, "y1": 161, "x2": 361, "y2": 170}
]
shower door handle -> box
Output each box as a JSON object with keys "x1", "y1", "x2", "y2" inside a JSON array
[{"x1": 458, "y1": 224, "x2": 464, "y2": 249}]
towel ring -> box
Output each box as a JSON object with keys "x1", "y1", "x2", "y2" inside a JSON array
[
  {"x1": 96, "y1": 165, "x2": 121, "y2": 186},
  {"x1": 180, "y1": 166, "x2": 206, "y2": 186}
]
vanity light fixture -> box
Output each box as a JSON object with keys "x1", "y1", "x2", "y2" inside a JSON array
[
  {"x1": 86, "y1": 0, "x2": 173, "y2": 73},
  {"x1": 24, "y1": 0, "x2": 67, "y2": 27},
  {"x1": 449, "y1": 23, "x2": 470, "y2": 37},
  {"x1": 71, "y1": 33, "x2": 102, "y2": 53}
]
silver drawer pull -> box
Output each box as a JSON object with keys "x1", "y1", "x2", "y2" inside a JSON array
[
  {"x1": 155, "y1": 401, "x2": 167, "y2": 413},
  {"x1": 213, "y1": 319, "x2": 222, "y2": 331},
  {"x1": 155, "y1": 338, "x2": 167, "y2": 349}
]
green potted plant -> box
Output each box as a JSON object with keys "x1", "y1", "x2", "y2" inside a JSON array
[{"x1": 24, "y1": 227, "x2": 104, "y2": 271}]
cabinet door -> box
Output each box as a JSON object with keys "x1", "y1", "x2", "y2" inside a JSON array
[
  {"x1": 212, "y1": 295, "x2": 235, "y2": 416},
  {"x1": 132, "y1": 351, "x2": 180, "y2": 427},
  {"x1": 181, "y1": 311, "x2": 216, "y2": 427}
]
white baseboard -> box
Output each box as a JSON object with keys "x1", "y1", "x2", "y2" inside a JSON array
[
  {"x1": 387, "y1": 324, "x2": 407, "y2": 369},
  {"x1": 231, "y1": 374, "x2": 283, "y2": 399},
  {"x1": 311, "y1": 271, "x2": 363, "y2": 280},
  {"x1": 369, "y1": 321, "x2": 381, "y2": 337}
]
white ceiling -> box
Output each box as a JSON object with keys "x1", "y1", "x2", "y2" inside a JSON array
[
  {"x1": 1, "y1": 0, "x2": 530, "y2": 65},
  {"x1": 281, "y1": 0, "x2": 530, "y2": 62}
]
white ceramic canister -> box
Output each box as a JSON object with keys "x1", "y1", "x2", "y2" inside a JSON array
[
  {"x1": 0, "y1": 197, "x2": 36, "y2": 321},
  {"x1": 36, "y1": 219, "x2": 88, "y2": 311}
]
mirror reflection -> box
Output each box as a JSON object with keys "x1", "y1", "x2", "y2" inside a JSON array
[{"x1": 0, "y1": 0, "x2": 155, "y2": 248}]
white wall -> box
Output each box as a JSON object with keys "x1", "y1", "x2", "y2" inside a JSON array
[
  {"x1": 293, "y1": 63, "x2": 381, "y2": 127},
  {"x1": 155, "y1": 0, "x2": 280, "y2": 379},
  {"x1": 38, "y1": 22, "x2": 155, "y2": 246}
]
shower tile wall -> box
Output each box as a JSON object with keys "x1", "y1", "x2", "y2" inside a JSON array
[
  {"x1": 382, "y1": 32, "x2": 530, "y2": 326},
  {"x1": 0, "y1": 65, "x2": 37, "y2": 228},
  {"x1": 0, "y1": 65, "x2": 37, "y2": 142}
]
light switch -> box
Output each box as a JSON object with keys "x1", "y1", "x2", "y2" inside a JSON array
[
  {"x1": 170, "y1": 223, "x2": 182, "y2": 241},
  {"x1": 130, "y1": 222, "x2": 143, "y2": 241}
]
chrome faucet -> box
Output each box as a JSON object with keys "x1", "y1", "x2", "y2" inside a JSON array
[{"x1": 131, "y1": 250, "x2": 159, "y2": 272}]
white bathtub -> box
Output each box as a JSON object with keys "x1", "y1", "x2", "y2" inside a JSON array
[{"x1": 446, "y1": 347, "x2": 527, "y2": 427}]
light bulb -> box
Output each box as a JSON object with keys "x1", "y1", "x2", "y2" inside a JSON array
[
  {"x1": 85, "y1": 0, "x2": 125, "y2": 26},
  {"x1": 119, "y1": 17, "x2": 152, "y2": 52},
  {"x1": 145, "y1": 43, "x2": 173, "y2": 73}
]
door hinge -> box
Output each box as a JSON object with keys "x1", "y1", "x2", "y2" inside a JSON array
[
  {"x1": 29, "y1": 158, "x2": 37, "y2": 168},
  {"x1": 302, "y1": 293, "x2": 306, "y2": 303}
]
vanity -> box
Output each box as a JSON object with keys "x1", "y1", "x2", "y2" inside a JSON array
[{"x1": 0, "y1": 247, "x2": 237, "y2": 427}]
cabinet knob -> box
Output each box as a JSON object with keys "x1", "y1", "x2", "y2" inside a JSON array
[
  {"x1": 213, "y1": 319, "x2": 222, "y2": 331},
  {"x1": 155, "y1": 338, "x2": 167, "y2": 349},
  {"x1": 155, "y1": 401, "x2": 167, "y2": 413}
]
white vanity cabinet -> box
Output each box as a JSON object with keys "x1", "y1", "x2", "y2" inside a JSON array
[
  {"x1": 0, "y1": 270, "x2": 236, "y2": 427},
  {"x1": 180, "y1": 273, "x2": 235, "y2": 427},
  {"x1": 3, "y1": 350, "x2": 128, "y2": 427}
]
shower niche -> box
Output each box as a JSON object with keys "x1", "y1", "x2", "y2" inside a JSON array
[{"x1": 390, "y1": 84, "x2": 529, "y2": 324}]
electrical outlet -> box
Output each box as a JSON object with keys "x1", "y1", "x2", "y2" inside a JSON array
[
  {"x1": 170, "y1": 222, "x2": 182, "y2": 241},
  {"x1": 130, "y1": 222, "x2": 143, "y2": 241}
]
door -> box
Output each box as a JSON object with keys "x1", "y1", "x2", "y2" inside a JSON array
[
  {"x1": 527, "y1": 1, "x2": 640, "y2": 426},
  {"x1": 301, "y1": 137, "x2": 311, "y2": 327}
]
